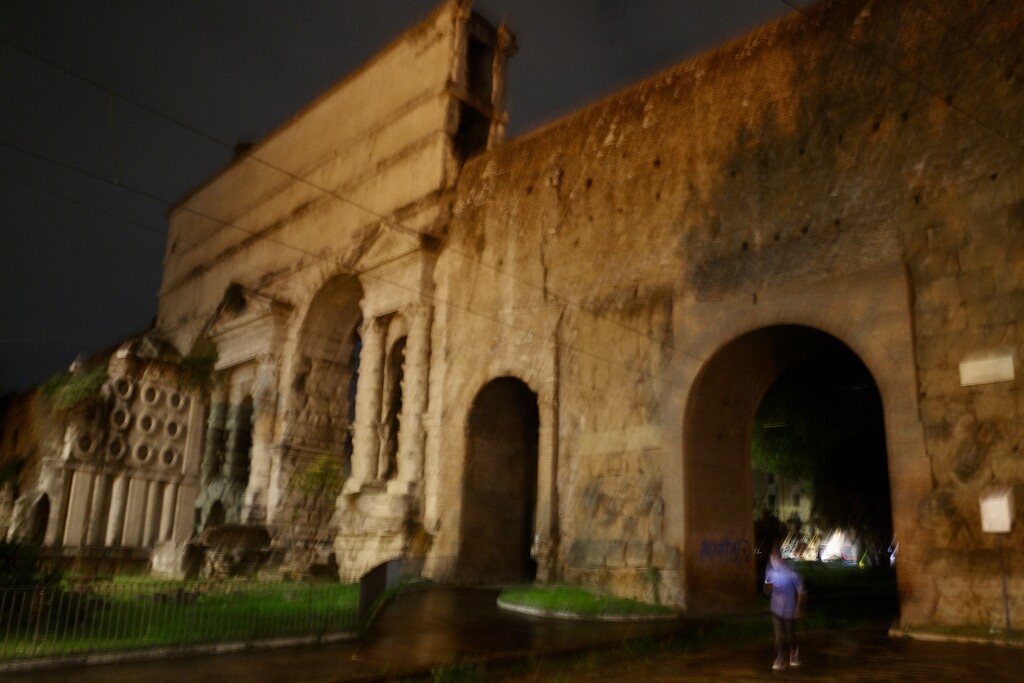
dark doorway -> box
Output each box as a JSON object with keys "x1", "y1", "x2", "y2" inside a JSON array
[
  {"x1": 458, "y1": 377, "x2": 539, "y2": 583},
  {"x1": 206, "y1": 500, "x2": 225, "y2": 530},
  {"x1": 31, "y1": 494, "x2": 49, "y2": 543}
]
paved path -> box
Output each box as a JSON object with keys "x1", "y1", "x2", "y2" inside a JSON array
[{"x1": 527, "y1": 629, "x2": 1024, "y2": 683}]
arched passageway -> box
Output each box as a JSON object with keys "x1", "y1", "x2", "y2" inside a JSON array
[
  {"x1": 458, "y1": 377, "x2": 539, "y2": 583},
  {"x1": 682, "y1": 325, "x2": 894, "y2": 613},
  {"x1": 289, "y1": 275, "x2": 364, "y2": 455}
]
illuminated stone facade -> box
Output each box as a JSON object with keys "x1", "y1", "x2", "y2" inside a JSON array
[{"x1": 2, "y1": 0, "x2": 1022, "y2": 630}]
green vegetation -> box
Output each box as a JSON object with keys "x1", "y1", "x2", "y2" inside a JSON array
[
  {"x1": 41, "y1": 366, "x2": 108, "y2": 412},
  {"x1": 0, "y1": 579, "x2": 359, "y2": 661},
  {"x1": 280, "y1": 454, "x2": 347, "y2": 578},
  {"x1": 498, "y1": 585, "x2": 675, "y2": 618},
  {"x1": 751, "y1": 350, "x2": 892, "y2": 547}
]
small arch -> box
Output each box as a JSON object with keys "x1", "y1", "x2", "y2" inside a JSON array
[
  {"x1": 458, "y1": 376, "x2": 539, "y2": 583},
  {"x1": 31, "y1": 494, "x2": 50, "y2": 543}
]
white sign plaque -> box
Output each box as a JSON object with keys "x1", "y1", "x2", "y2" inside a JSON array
[
  {"x1": 980, "y1": 488, "x2": 1015, "y2": 534},
  {"x1": 959, "y1": 352, "x2": 1015, "y2": 387}
]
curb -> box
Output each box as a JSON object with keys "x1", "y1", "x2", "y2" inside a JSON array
[
  {"x1": 889, "y1": 627, "x2": 1024, "y2": 650},
  {"x1": 0, "y1": 631, "x2": 359, "y2": 674},
  {"x1": 496, "y1": 598, "x2": 679, "y2": 622}
]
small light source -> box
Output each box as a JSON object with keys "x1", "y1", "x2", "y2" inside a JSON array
[
  {"x1": 959, "y1": 350, "x2": 1015, "y2": 387},
  {"x1": 980, "y1": 487, "x2": 1015, "y2": 534}
]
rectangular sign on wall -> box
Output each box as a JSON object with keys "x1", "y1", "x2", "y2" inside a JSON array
[
  {"x1": 980, "y1": 488, "x2": 1015, "y2": 534},
  {"x1": 959, "y1": 351, "x2": 1015, "y2": 387}
]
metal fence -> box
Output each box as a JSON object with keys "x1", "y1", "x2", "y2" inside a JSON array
[{"x1": 0, "y1": 579, "x2": 359, "y2": 662}]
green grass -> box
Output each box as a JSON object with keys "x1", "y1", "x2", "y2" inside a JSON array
[
  {"x1": 0, "y1": 579, "x2": 359, "y2": 661},
  {"x1": 498, "y1": 585, "x2": 675, "y2": 618}
]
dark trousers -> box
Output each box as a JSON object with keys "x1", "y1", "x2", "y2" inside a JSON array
[{"x1": 772, "y1": 614, "x2": 798, "y2": 660}]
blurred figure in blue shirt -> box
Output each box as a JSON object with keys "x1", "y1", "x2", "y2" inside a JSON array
[{"x1": 764, "y1": 542, "x2": 806, "y2": 671}]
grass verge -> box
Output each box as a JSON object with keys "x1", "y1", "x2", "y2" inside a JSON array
[
  {"x1": 0, "y1": 579, "x2": 359, "y2": 661},
  {"x1": 497, "y1": 585, "x2": 675, "y2": 619}
]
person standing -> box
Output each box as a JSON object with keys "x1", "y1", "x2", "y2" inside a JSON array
[{"x1": 764, "y1": 544, "x2": 806, "y2": 671}]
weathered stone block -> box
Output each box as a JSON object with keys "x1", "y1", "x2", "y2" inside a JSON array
[{"x1": 625, "y1": 540, "x2": 653, "y2": 568}]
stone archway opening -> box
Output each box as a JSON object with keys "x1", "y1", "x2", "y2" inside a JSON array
[
  {"x1": 458, "y1": 377, "x2": 539, "y2": 583},
  {"x1": 682, "y1": 325, "x2": 896, "y2": 615},
  {"x1": 289, "y1": 274, "x2": 365, "y2": 459},
  {"x1": 31, "y1": 494, "x2": 49, "y2": 543}
]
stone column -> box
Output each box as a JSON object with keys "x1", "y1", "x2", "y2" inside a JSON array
[
  {"x1": 62, "y1": 469, "x2": 93, "y2": 547},
  {"x1": 202, "y1": 386, "x2": 227, "y2": 485},
  {"x1": 142, "y1": 479, "x2": 162, "y2": 547},
  {"x1": 105, "y1": 474, "x2": 128, "y2": 546},
  {"x1": 391, "y1": 304, "x2": 431, "y2": 495},
  {"x1": 182, "y1": 392, "x2": 204, "y2": 478},
  {"x1": 245, "y1": 359, "x2": 278, "y2": 523},
  {"x1": 86, "y1": 473, "x2": 110, "y2": 546},
  {"x1": 159, "y1": 482, "x2": 178, "y2": 542},
  {"x1": 347, "y1": 316, "x2": 386, "y2": 492}
]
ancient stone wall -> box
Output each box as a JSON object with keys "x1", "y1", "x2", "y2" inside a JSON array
[{"x1": 438, "y1": 0, "x2": 1024, "y2": 626}]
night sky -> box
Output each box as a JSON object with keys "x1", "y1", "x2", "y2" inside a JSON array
[{"x1": 0, "y1": 1, "x2": 791, "y2": 396}]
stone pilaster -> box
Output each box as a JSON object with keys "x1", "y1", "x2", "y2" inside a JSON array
[
  {"x1": 202, "y1": 386, "x2": 227, "y2": 485},
  {"x1": 86, "y1": 472, "x2": 110, "y2": 546},
  {"x1": 62, "y1": 469, "x2": 93, "y2": 547},
  {"x1": 105, "y1": 473, "x2": 128, "y2": 546},
  {"x1": 246, "y1": 358, "x2": 279, "y2": 523},
  {"x1": 391, "y1": 304, "x2": 431, "y2": 494},
  {"x1": 534, "y1": 392, "x2": 559, "y2": 582},
  {"x1": 347, "y1": 316, "x2": 386, "y2": 492},
  {"x1": 142, "y1": 479, "x2": 162, "y2": 547},
  {"x1": 158, "y1": 481, "x2": 178, "y2": 543}
]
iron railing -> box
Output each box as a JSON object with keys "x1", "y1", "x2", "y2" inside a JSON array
[{"x1": 0, "y1": 579, "x2": 359, "y2": 663}]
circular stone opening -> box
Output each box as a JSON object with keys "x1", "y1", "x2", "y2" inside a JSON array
[
  {"x1": 142, "y1": 385, "x2": 162, "y2": 405},
  {"x1": 166, "y1": 421, "x2": 181, "y2": 439},
  {"x1": 167, "y1": 392, "x2": 186, "y2": 411},
  {"x1": 111, "y1": 408, "x2": 131, "y2": 430},
  {"x1": 108, "y1": 440, "x2": 126, "y2": 459},
  {"x1": 114, "y1": 378, "x2": 133, "y2": 398},
  {"x1": 139, "y1": 414, "x2": 157, "y2": 433},
  {"x1": 135, "y1": 443, "x2": 152, "y2": 463},
  {"x1": 162, "y1": 448, "x2": 177, "y2": 467},
  {"x1": 76, "y1": 435, "x2": 93, "y2": 454}
]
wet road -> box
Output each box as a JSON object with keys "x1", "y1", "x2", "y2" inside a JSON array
[
  {"x1": 3, "y1": 586, "x2": 678, "y2": 682},
  {"x1": 527, "y1": 629, "x2": 1024, "y2": 683}
]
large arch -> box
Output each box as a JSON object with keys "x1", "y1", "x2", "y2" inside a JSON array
[
  {"x1": 666, "y1": 264, "x2": 932, "y2": 622},
  {"x1": 681, "y1": 325, "x2": 891, "y2": 611},
  {"x1": 286, "y1": 274, "x2": 364, "y2": 455},
  {"x1": 457, "y1": 376, "x2": 540, "y2": 583}
]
